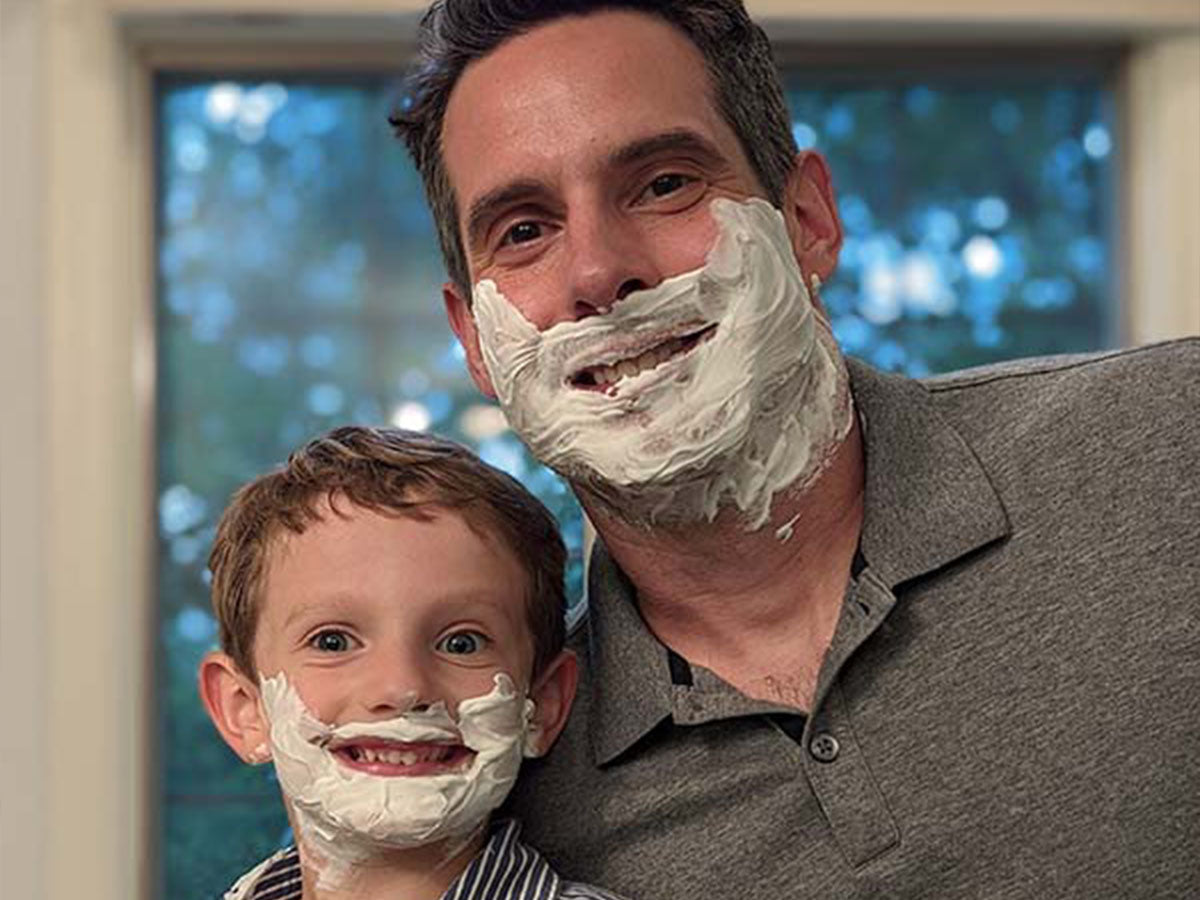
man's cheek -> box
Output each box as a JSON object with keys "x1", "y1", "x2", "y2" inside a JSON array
[
  {"x1": 639, "y1": 205, "x2": 720, "y2": 279},
  {"x1": 477, "y1": 254, "x2": 566, "y2": 334}
]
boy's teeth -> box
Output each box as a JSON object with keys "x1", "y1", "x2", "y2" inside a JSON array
[{"x1": 354, "y1": 745, "x2": 451, "y2": 766}]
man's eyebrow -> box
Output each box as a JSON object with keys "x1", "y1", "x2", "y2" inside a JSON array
[
  {"x1": 609, "y1": 129, "x2": 726, "y2": 171},
  {"x1": 465, "y1": 179, "x2": 549, "y2": 250}
]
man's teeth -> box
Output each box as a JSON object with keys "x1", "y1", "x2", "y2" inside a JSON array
[
  {"x1": 351, "y1": 745, "x2": 453, "y2": 766},
  {"x1": 594, "y1": 335, "x2": 690, "y2": 386}
]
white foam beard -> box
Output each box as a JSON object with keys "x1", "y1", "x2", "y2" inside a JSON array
[
  {"x1": 258, "y1": 672, "x2": 537, "y2": 883},
  {"x1": 473, "y1": 197, "x2": 852, "y2": 530}
]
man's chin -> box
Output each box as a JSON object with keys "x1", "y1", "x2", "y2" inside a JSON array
[{"x1": 561, "y1": 451, "x2": 735, "y2": 528}]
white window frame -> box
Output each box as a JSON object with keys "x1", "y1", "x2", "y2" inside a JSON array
[{"x1": 3, "y1": 2, "x2": 1196, "y2": 898}]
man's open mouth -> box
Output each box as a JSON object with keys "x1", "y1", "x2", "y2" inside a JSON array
[
  {"x1": 569, "y1": 323, "x2": 717, "y2": 390},
  {"x1": 328, "y1": 739, "x2": 474, "y2": 776}
]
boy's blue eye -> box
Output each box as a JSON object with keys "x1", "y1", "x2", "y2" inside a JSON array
[
  {"x1": 311, "y1": 630, "x2": 353, "y2": 653},
  {"x1": 437, "y1": 631, "x2": 487, "y2": 655}
]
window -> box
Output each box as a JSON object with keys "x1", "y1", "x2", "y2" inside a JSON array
[{"x1": 157, "y1": 62, "x2": 1115, "y2": 899}]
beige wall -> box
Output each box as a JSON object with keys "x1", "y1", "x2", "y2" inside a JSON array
[
  {"x1": 2, "y1": 2, "x2": 1197, "y2": 898},
  {"x1": 2, "y1": 3, "x2": 48, "y2": 897}
]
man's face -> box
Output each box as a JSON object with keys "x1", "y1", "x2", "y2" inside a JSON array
[
  {"x1": 441, "y1": 9, "x2": 822, "y2": 395},
  {"x1": 252, "y1": 501, "x2": 535, "y2": 775}
]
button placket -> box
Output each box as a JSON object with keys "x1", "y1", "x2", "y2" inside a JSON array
[{"x1": 803, "y1": 574, "x2": 901, "y2": 868}]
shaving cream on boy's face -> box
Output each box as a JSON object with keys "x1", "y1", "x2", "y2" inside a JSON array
[
  {"x1": 472, "y1": 197, "x2": 852, "y2": 529},
  {"x1": 259, "y1": 671, "x2": 537, "y2": 867}
]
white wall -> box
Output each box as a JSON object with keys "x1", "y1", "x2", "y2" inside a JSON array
[{"x1": 2, "y1": 2, "x2": 1197, "y2": 898}]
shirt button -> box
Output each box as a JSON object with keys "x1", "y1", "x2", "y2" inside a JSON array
[{"x1": 810, "y1": 732, "x2": 840, "y2": 763}]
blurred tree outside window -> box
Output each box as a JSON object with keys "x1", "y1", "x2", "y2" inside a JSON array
[{"x1": 156, "y1": 67, "x2": 1114, "y2": 899}]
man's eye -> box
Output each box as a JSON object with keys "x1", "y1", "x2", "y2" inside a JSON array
[
  {"x1": 646, "y1": 173, "x2": 691, "y2": 198},
  {"x1": 310, "y1": 630, "x2": 354, "y2": 653},
  {"x1": 436, "y1": 630, "x2": 487, "y2": 655},
  {"x1": 503, "y1": 222, "x2": 542, "y2": 245}
]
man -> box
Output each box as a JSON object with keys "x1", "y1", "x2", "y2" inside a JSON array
[{"x1": 387, "y1": 1, "x2": 1199, "y2": 897}]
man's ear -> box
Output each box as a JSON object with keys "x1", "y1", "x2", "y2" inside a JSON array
[
  {"x1": 198, "y1": 651, "x2": 271, "y2": 764},
  {"x1": 524, "y1": 650, "x2": 579, "y2": 758},
  {"x1": 443, "y1": 281, "x2": 498, "y2": 398},
  {"x1": 780, "y1": 151, "x2": 844, "y2": 290}
]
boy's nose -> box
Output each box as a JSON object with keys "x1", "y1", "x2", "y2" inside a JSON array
[
  {"x1": 365, "y1": 689, "x2": 423, "y2": 716},
  {"x1": 359, "y1": 664, "x2": 434, "y2": 718}
]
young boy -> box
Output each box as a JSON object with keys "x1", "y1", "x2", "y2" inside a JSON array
[{"x1": 199, "y1": 426, "x2": 627, "y2": 900}]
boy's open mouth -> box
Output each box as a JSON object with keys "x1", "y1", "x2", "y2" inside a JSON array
[
  {"x1": 328, "y1": 739, "x2": 474, "y2": 777},
  {"x1": 569, "y1": 323, "x2": 717, "y2": 391}
]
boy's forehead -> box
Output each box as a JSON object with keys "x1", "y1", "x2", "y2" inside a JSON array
[{"x1": 254, "y1": 503, "x2": 536, "y2": 636}]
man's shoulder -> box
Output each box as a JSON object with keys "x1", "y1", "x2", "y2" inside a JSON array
[
  {"x1": 920, "y1": 337, "x2": 1197, "y2": 401},
  {"x1": 902, "y1": 338, "x2": 1197, "y2": 543},
  {"x1": 918, "y1": 338, "x2": 1198, "y2": 446}
]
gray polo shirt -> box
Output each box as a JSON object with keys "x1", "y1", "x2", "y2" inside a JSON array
[{"x1": 507, "y1": 339, "x2": 1199, "y2": 899}]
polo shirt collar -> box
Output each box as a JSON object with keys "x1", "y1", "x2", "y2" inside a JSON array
[
  {"x1": 846, "y1": 358, "x2": 1010, "y2": 588},
  {"x1": 586, "y1": 547, "x2": 676, "y2": 766},
  {"x1": 585, "y1": 358, "x2": 1011, "y2": 766}
]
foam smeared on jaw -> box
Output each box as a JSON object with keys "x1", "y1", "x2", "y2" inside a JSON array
[
  {"x1": 254, "y1": 672, "x2": 537, "y2": 891},
  {"x1": 473, "y1": 197, "x2": 852, "y2": 530}
]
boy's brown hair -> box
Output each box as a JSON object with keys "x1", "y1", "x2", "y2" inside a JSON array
[{"x1": 208, "y1": 426, "x2": 567, "y2": 679}]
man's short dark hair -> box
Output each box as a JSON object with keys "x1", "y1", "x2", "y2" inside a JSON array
[
  {"x1": 209, "y1": 425, "x2": 567, "y2": 680},
  {"x1": 390, "y1": 0, "x2": 798, "y2": 294}
]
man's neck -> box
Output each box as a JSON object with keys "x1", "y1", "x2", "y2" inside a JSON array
[
  {"x1": 583, "y1": 414, "x2": 865, "y2": 712},
  {"x1": 298, "y1": 829, "x2": 484, "y2": 900}
]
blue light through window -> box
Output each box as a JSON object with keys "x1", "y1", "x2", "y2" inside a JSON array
[{"x1": 156, "y1": 70, "x2": 1113, "y2": 899}]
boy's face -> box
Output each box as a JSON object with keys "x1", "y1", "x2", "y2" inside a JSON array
[
  {"x1": 201, "y1": 497, "x2": 576, "y2": 777},
  {"x1": 254, "y1": 500, "x2": 537, "y2": 767},
  {"x1": 201, "y1": 497, "x2": 577, "y2": 859}
]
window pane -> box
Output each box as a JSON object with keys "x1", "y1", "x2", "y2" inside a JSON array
[
  {"x1": 156, "y1": 69, "x2": 1114, "y2": 899},
  {"x1": 156, "y1": 77, "x2": 585, "y2": 900},
  {"x1": 784, "y1": 75, "x2": 1114, "y2": 374}
]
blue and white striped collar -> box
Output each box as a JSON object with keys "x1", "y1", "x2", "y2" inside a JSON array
[
  {"x1": 226, "y1": 819, "x2": 616, "y2": 900},
  {"x1": 445, "y1": 819, "x2": 560, "y2": 900}
]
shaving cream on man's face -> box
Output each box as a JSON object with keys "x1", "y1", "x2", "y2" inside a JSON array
[
  {"x1": 259, "y1": 671, "x2": 536, "y2": 871},
  {"x1": 473, "y1": 197, "x2": 852, "y2": 529}
]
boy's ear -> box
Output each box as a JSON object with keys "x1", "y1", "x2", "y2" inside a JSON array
[
  {"x1": 524, "y1": 650, "x2": 579, "y2": 758},
  {"x1": 198, "y1": 651, "x2": 272, "y2": 764}
]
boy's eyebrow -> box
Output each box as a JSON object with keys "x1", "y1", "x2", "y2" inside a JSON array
[
  {"x1": 279, "y1": 590, "x2": 519, "y2": 630},
  {"x1": 280, "y1": 595, "x2": 357, "y2": 630}
]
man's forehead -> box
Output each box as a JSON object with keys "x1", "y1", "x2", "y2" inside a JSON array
[{"x1": 440, "y1": 9, "x2": 732, "y2": 208}]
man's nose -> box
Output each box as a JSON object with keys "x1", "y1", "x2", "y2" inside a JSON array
[{"x1": 560, "y1": 207, "x2": 662, "y2": 322}]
